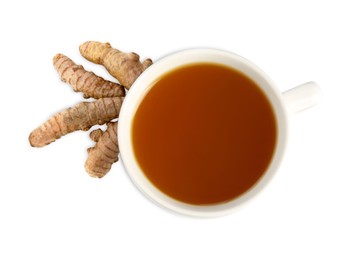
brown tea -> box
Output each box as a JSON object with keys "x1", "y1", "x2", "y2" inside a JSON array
[{"x1": 132, "y1": 63, "x2": 277, "y2": 205}]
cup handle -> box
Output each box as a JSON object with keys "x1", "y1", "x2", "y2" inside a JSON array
[{"x1": 282, "y1": 81, "x2": 322, "y2": 114}]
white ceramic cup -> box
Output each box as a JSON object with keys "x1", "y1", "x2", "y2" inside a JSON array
[{"x1": 118, "y1": 48, "x2": 321, "y2": 218}]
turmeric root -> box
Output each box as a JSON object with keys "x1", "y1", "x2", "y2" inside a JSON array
[
  {"x1": 79, "y1": 41, "x2": 153, "y2": 89},
  {"x1": 85, "y1": 122, "x2": 119, "y2": 178},
  {"x1": 29, "y1": 97, "x2": 123, "y2": 147},
  {"x1": 53, "y1": 54, "x2": 125, "y2": 99}
]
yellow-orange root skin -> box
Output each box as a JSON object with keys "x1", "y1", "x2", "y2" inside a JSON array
[
  {"x1": 79, "y1": 41, "x2": 152, "y2": 89},
  {"x1": 53, "y1": 54, "x2": 125, "y2": 99},
  {"x1": 85, "y1": 122, "x2": 119, "y2": 178},
  {"x1": 29, "y1": 97, "x2": 123, "y2": 147}
]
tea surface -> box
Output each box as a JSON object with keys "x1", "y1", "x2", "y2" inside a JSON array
[{"x1": 132, "y1": 63, "x2": 277, "y2": 205}]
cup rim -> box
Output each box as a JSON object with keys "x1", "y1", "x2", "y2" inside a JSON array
[{"x1": 118, "y1": 48, "x2": 289, "y2": 217}]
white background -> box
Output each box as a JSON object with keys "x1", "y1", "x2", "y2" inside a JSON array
[{"x1": 1, "y1": 0, "x2": 350, "y2": 259}]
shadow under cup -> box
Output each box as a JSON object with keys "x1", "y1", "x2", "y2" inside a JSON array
[{"x1": 118, "y1": 49, "x2": 288, "y2": 217}]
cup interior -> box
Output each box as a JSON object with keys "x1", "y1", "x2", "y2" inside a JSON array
[{"x1": 118, "y1": 48, "x2": 289, "y2": 217}]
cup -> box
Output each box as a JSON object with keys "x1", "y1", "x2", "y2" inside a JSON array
[{"x1": 118, "y1": 48, "x2": 321, "y2": 217}]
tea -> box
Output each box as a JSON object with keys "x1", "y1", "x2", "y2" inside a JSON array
[{"x1": 132, "y1": 63, "x2": 277, "y2": 205}]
